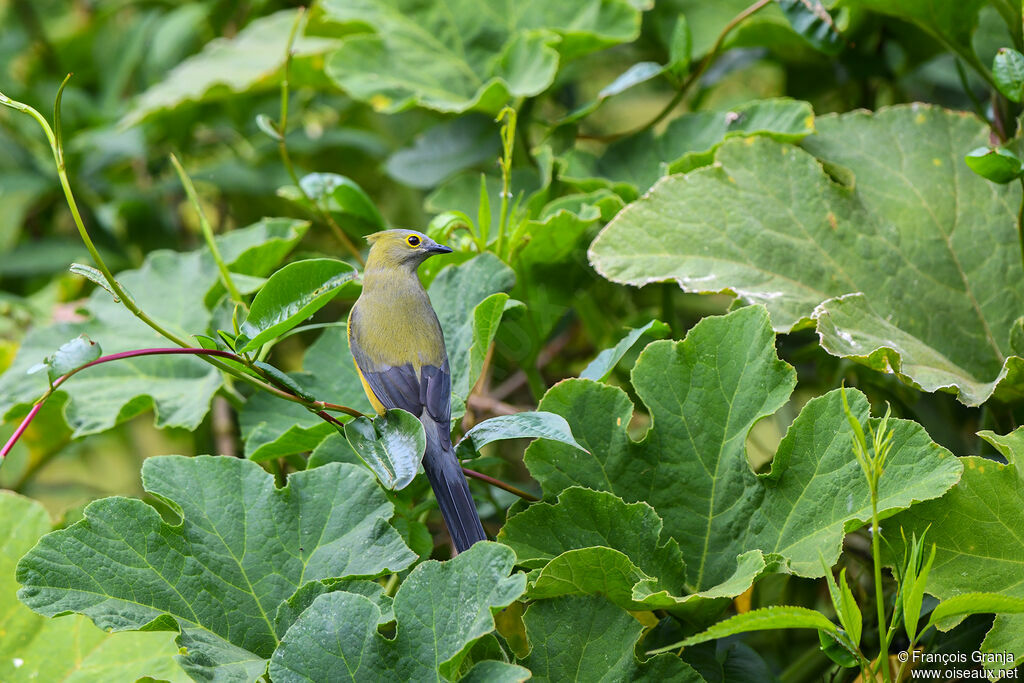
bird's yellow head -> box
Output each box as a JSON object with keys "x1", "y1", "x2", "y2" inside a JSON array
[{"x1": 364, "y1": 229, "x2": 452, "y2": 271}]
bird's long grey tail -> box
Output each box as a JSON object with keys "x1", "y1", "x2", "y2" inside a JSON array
[{"x1": 422, "y1": 423, "x2": 486, "y2": 553}]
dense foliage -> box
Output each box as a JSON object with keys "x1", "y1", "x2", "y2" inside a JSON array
[{"x1": 3, "y1": 0, "x2": 1024, "y2": 680}]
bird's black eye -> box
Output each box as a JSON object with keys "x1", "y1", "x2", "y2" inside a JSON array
[{"x1": 406, "y1": 234, "x2": 421, "y2": 247}]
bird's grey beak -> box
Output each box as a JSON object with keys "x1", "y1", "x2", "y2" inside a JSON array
[{"x1": 427, "y1": 242, "x2": 453, "y2": 254}]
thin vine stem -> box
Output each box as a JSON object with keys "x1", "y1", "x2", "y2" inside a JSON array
[
  {"x1": 1018, "y1": 178, "x2": 1024, "y2": 276},
  {"x1": 0, "y1": 81, "x2": 370, "y2": 425},
  {"x1": 169, "y1": 153, "x2": 244, "y2": 304},
  {"x1": 871, "y1": 494, "x2": 890, "y2": 682},
  {"x1": 1, "y1": 78, "x2": 190, "y2": 348},
  {"x1": 611, "y1": 0, "x2": 771, "y2": 141},
  {"x1": 275, "y1": 7, "x2": 365, "y2": 266}
]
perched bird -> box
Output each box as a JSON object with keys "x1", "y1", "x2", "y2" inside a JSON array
[{"x1": 347, "y1": 229, "x2": 487, "y2": 553}]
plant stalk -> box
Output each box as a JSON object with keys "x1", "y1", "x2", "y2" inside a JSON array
[
  {"x1": 169, "y1": 153, "x2": 243, "y2": 304},
  {"x1": 461, "y1": 467, "x2": 539, "y2": 502},
  {"x1": 275, "y1": 7, "x2": 365, "y2": 266},
  {"x1": 624, "y1": 0, "x2": 771, "y2": 138},
  {"x1": 871, "y1": 492, "x2": 890, "y2": 682},
  {"x1": 1, "y1": 347, "x2": 364, "y2": 461}
]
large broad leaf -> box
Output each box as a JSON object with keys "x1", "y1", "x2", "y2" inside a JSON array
[
  {"x1": 321, "y1": 0, "x2": 640, "y2": 113},
  {"x1": 122, "y1": 10, "x2": 339, "y2": 125},
  {"x1": 498, "y1": 487, "x2": 769, "y2": 616},
  {"x1": 16, "y1": 456, "x2": 416, "y2": 681},
  {"x1": 386, "y1": 114, "x2": 501, "y2": 189},
  {"x1": 651, "y1": 0, "x2": 816, "y2": 58},
  {"x1": 0, "y1": 218, "x2": 307, "y2": 437},
  {"x1": 0, "y1": 492, "x2": 187, "y2": 682},
  {"x1": 590, "y1": 106, "x2": 1024, "y2": 406},
  {"x1": 428, "y1": 253, "x2": 518, "y2": 404},
  {"x1": 561, "y1": 98, "x2": 815, "y2": 193},
  {"x1": 239, "y1": 324, "x2": 373, "y2": 461},
  {"x1": 525, "y1": 306, "x2": 962, "y2": 589},
  {"x1": 888, "y1": 428, "x2": 1024, "y2": 673},
  {"x1": 843, "y1": 0, "x2": 987, "y2": 56},
  {"x1": 519, "y1": 595, "x2": 704, "y2": 681},
  {"x1": 269, "y1": 542, "x2": 526, "y2": 682}
]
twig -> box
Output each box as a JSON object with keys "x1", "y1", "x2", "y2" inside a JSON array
[
  {"x1": 601, "y1": 0, "x2": 772, "y2": 141},
  {"x1": 212, "y1": 396, "x2": 238, "y2": 457},
  {"x1": 467, "y1": 394, "x2": 522, "y2": 416},
  {"x1": 462, "y1": 467, "x2": 539, "y2": 502}
]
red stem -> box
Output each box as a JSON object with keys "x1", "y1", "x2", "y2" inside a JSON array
[
  {"x1": 1, "y1": 403, "x2": 43, "y2": 460},
  {"x1": 1, "y1": 347, "x2": 361, "y2": 460}
]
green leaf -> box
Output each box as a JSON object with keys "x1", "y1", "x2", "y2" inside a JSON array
[
  {"x1": 994, "y1": 47, "x2": 1024, "y2": 102},
  {"x1": 321, "y1": 0, "x2": 640, "y2": 113},
  {"x1": 386, "y1": 115, "x2": 501, "y2": 189},
  {"x1": 273, "y1": 579, "x2": 395, "y2": 637},
  {"x1": 428, "y1": 253, "x2": 517, "y2": 405},
  {"x1": 902, "y1": 542, "x2": 935, "y2": 644},
  {"x1": 580, "y1": 320, "x2": 670, "y2": 382},
  {"x1": 888, "y1": 428, "x2": 1024, "y2": 671},
  {"x1": 122, "y1": 10, "x2": 339, "y2": 126},
  {"x1": 652, "y1": 0, "x2": 807, "y2": 58},
  {"x1": 255, "y1": 113, "x2": 283, "y2": 141},
  {"x1": 240, "y1": 325, "x2": 373, "y2": 461},
  {"x1": 838, "y1": 569, "x2": 862, "y2": 648},
  {"x1": 455, "y1": 412, "x2": 586, "y2": 460},
  {"x1": 842, "y1": 0, "x2": 987, "y2": 56},
  {"x1": 561, "y1": 63, "x2": 665, "y2": 124},
  {"x1": 16, "y1": 456, "x2": 415, "y2": 681},
  {"x1": 299, "y1": 172, "x2": 386, "y2": 229},
  {"x1": 508, "y1": 204, "x2": 614, "y2": 348},
  {"x1": 775, "y1": 0, "x2": 843, "y2": 55},
  {"x1": 252, "y1": 360, "x2": 316, "y2": 402},
  {"x1": 927, "y1": 593, "x2": 1024, "y2": 632},
  {"x1": 269, "y1": 542, "x2": 525, "y2": 682},
  {"x1": 0, "y1": 492, "x2": 187, "y2": 682},
  {"x1": 0, "y1": 218, "x2": 307, "y2": 437},
  {"x1": 965, "y1": 146, "x2": 1023, "y2": 183},
  {"x1": 562, "y1": 98, "x2": 814, "y2": 192},
  {"x1": 520, "y1": 596, "x2": 704, "y2": 681},
  {"x1": 460, "y1": 660, "x2": 532, "y2": 683},
  {"x1": 525, "y1": 306, "x2": 962, "y2": 589},
  {"x1": 238, "y1": 258, "x2": 357, "y2": 352},
  {"x1": 591, "y1": 105, "x2": 1024, "y2": 406},
  {"x1": 667, "y1": 15, "x2": 691, "y2": 76},
  {"x1": 498, "y1": 487, "x2": 768, "y2": 614},
  {"x1": 667, "y1": 606, "x2": 839, "y2": 649},
  {"x1": 344, "y1": 409, "x2": 426, "y2": 490},
  {"x1": 27, "y1": 334, "x2": 101, "y2": 383}
]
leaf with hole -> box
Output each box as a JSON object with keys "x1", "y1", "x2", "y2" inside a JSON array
[{"x1": 525, "y1": 306, "x2": 962, "y2": 591}]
